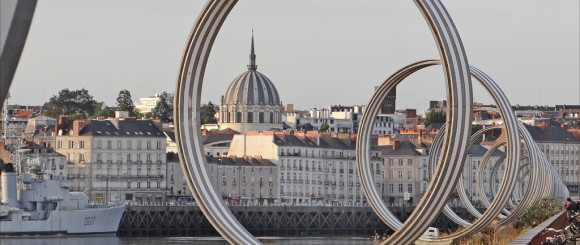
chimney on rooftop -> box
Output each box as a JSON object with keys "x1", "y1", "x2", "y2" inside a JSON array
[
  {"x1": 393, "y1": 140, "x2": 400, "y2": 150},
  {"x1": 55, "y1": 115, "x2": 69, "y2": 135},
  {"x1": 538, "y1": 123, "x2": 547, "y2": 133},
  {"x1": 72, "y1": 120, "x2": 87, "y2": 136}
]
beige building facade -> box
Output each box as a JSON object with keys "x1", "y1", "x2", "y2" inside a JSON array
[{"x1": 55, "y1": 117, "x2": 167, "y2": 204}]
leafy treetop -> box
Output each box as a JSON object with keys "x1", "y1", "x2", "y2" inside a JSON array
[
  {"x1": 43, "y1": 88, "x2": 97, "y2": 119},
  {"x1": 152, "y1": 92, "x2": 173, "y2": 122},
  {"x1": 424, "y1": 109, "x2": 446, "y2": 127},
  {"x1": 116, "y1": 89, "x2": 135, "y2": 115},
  {"x1": 201, "y1": 102, "x2": 218, "y2": 124}
]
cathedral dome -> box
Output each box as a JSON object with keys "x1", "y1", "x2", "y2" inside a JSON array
[
  {"x1": 222, "y1": 31, "x2": 280, "y2": 106},
  {"x1": 218, "y1": 30, "x2": 283, "y2": 134},
  {"x1": 223, "y1": 70, "x2": 280, "y2": 106}
]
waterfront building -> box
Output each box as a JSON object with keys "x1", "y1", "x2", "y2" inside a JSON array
[
  {"x1": 165, "y1": 153, "x2": 279, "y2": 205},
  {"x1": 379, "y1": 127, "x2": 503, "y2": 205},
  {"x1": 378, "y1": 139, "x2": 428, "y2": 205},
  {"x1": 525, "y1": 123, "x2": 580, "y2": 193},
  {"x1": 228, "y1": 130, "x2": 384, "y2": 205},
  {"x1": 54, "y1": 115, "x2": 167, "y2": 204},
  {"x1": 218, "y1": 32, "x2": 283, "y2": 134}
]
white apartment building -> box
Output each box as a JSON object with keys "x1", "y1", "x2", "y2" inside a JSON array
[
  {"x1": 373, "y1": 114, "x2": 395, "y2": 136},
  {"x1": 526, "y1": 124, "x2": 580, "y2": 194},
  {"x1": 286, "y1": 106, "x2": 364, "y2": 134},
  {"x1": 228, "y1": 130, "x2": 383, "y2": 205},
  {"x1": 135, "y1": 93, "x2": 174, "y2": 114}
]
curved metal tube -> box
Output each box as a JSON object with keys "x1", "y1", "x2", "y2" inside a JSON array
[{"x1": 175, "y1": 1, "x2": 261, "y2": 244}]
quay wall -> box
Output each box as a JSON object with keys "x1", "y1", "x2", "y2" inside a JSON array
[{"x1": 117, "y1": 205, "x2": 478, "y2": 237}]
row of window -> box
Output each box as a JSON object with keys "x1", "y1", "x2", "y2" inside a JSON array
[
  {"x1": 57, "y1": 139, "x2": 163, "y2": 150},
  {"x1": 210, "y1": 166, "x2": 274, "y2": 174},
  {"x1": 95, "y1": 153, "x2": 164, "y2": 163},
  {"x1": 387, "y1": 170, "x2": 413, "y2": 180},
  {"x1": 220, "y1": 188, "x2": 274, "y2": 197},
  {"x1": 388, "y1": 183, "x2": 413, "y2": 193},
  {"x1": 387, "y1": 158, "x2": 414, "y2": 166},
  {"x1": 221, "y1": 111, "x2": 279, "y2": 124},
  {"x1": 220, "y1": 176, "x2": 274, "y2": 186}
]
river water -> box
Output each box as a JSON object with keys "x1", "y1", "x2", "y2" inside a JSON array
[{"x1": 0, "y1": 235, "x2": 374, "y2": 245}]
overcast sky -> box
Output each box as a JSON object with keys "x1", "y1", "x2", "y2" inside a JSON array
[{"x1": 8, "y1": 0, "x2": 579, "y2": 113}]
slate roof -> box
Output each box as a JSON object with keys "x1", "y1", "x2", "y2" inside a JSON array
[
  {"x1": 426, "y1": 123, "x2": 444, "y2": 130},
  {"x1": 203, "y1": 134, "x2": 235, "y2": 145},
  {"x1": 524, "y1": 125, "x2": 580, "y2": 143},
  {"x1": 165, "y1": 131, "x2": 175, "y2": 142},
  {"x1": 165, "y1": 154, "x2": 276, "y2": 167},
  {"x1": 273, "y1": 134, "x2": 356, "y2": 150},
  {"x1": 378, "y1": 141, "x2": 424, "y2": 156},
  {"x1": 207, "y1": 156, "x2": 276, "y2": 167},
  {"x1": 69, "y1": 120, "x2": 164, "y2": 137}
]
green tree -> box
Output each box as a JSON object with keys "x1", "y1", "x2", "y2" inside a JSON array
[
  {"x1": 94, "y1": 107, "x2": 115, "y2": 118},
  {"x1": 320, "y1": 122, "x2": 329, "y2": 132},
  {"x1": 152, "y1": 92, "x2": 173, "y2": 122},
  {"x1": 43, "y1": 88, "x2": 97, "y2": 119},
  {"x1": 201, "y1": 101, "x2": 218, "y2": 124},
  {"x1": 116, "y1": 90, "x2": 135, "y2": 115},
  {"x1": 143, "y1": 112, "x2": 154, "y2": 119},
  {"x1": 424, "y1": 109, "x2": 446, "y2": 127}
]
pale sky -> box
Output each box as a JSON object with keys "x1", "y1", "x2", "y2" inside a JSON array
[{"x1": 8, "y1": 0, "x2": 580, "y2": 113}]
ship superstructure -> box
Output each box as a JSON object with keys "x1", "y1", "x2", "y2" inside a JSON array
[{"x1": 0, "y1": 163, "x2": 124, "y2": 235}]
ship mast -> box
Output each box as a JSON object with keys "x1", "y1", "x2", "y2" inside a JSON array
[{"x1": 2, "y1": 93, "x2": 28, "y2": 191}]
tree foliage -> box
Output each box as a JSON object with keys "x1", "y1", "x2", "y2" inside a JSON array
[
  {"x1": 520, "y1": 198, "x2": 561, "y2": 228},
  {"x1": 94, "y1": 107, "x2": 115, "y2": 118},
  {"x1": 201, "y1": 101, "x2": 218, "y2": 124},
  {"x1": 116, "y1": 89, "x2": 135, "y2": 115},
  {"x1": 152, "y1": 92, "x2": 173, "y2": 122},
  {"x1": 143, "y1": 112, "x2": 154, "y2": 119},
  {"x1": 43, "y1": 88, "x2": 97, "y2": 119},
  {"x1": 320, "y1": 122, "x2": 329, "y2": 132},
  {"x1": 424, "y1": 109, "x2": 446, "y2": 127}
]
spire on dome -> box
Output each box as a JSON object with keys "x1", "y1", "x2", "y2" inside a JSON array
[{"x1": 247, "y1": 29, "x2": 257, "y2": 71}]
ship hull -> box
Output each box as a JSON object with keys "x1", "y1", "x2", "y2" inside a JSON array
[{"x1": 0, "y1": 205, "x2": 125, "y2": 235}]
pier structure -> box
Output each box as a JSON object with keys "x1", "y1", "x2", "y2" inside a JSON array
[{"x1": 117, "y1": 205, "x2": 476, "y2": 237}]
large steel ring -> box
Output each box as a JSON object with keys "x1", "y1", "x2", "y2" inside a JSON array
[
  {"x1": 175, "y1": 1, "x2": 568, "y2": 244},
  {"x1": 356, "y1": 58, "x2": 521, "y2": 243},
  {"x1": 354, "y1": 2, "x2": 475, "y2": 243},
  {"x1": 176, "y1": 1, "x2": 472, "y2": 244}
]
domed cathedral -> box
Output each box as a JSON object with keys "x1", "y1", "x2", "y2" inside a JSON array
[{"x1": 219, "y1": 30, "x2": 283, "y2": 133}]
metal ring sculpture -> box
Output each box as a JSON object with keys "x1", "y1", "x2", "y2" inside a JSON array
[
  {"x1": 357, "y1": 56, "x2": 521, "y2": 243},
  {"x1": 431, "y1": 119, "x2": 568, "y2": 230},
  {"x1": 357, "y1": 62, "x2": 569, "y2": 243},
  {"x1": 175, "y1": 0, "x2": 568, "y2": 244}
]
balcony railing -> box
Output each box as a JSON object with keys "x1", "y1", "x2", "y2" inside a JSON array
[{"x1": 95, "y1": 174, "x2": 164, "y2": 179}]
